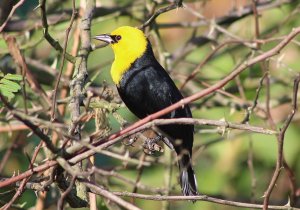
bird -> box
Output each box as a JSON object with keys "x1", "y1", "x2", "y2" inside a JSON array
[{"x1": 94, "y1": 26, "x2": 198, "y2": 196}]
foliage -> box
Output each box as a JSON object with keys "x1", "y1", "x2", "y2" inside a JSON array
[{"x1": 0, "y1": 72, "x2": 22, "y2": 101}]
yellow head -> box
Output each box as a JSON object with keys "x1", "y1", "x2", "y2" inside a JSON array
[{"x1": 94, "y1": 26, "x2": 148, "y2": 85}]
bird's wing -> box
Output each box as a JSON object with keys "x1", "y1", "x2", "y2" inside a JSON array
[
  {"x1": 143, "y1": 65, "x2": 187, "y2": 116},
  {"x1": 118, "y1": 64, "x2": 191, "y2": 119},
  {"x1": 118, "y1": 64, "x2": 194, "y2": 152}
]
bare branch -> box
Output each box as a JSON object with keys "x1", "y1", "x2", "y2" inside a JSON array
[
  {"x1": 113, "y1": 191, "x2": 300, "y2": 210},
  {"x1": 263, "y1": 74, "x2": 300, "y2": 209},
  {"x1": 84, "y1": 181, "x2": 142, "y2": 210}
]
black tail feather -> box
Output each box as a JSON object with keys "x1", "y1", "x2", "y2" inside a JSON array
[{"x1": 179, "y1": 154, "x2": 198, "y2": 197}]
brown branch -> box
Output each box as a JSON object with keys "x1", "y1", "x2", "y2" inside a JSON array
[
  {"x1": 68, "y1": 0, "x2": 94, "y2": 138},
  {"x1": 112, "y1": 191, "x2": 300, "y2": 210},
  {"x1": 132, "y1": 153, "x2": 146, "y2": 194},
  {"x1": 3, "y1": 35, "x2": 51, "y2": 107},
  {"x1": 140, "y1": 0, "x2": 183, "y2": 29},
  {"x1": 0, "y1": 113, "x2": 275, "y2": 190},
  {"x1": 282, "y1": 160, "x2": 297, "y2": 206},
  {"x1": 0, "y1": 135, "x2": 20, "y2": 173},
  {"x1": 58, "y1": 20, "x2": 81, "y2": 116},
  {"x1": 90, "y1": 26, "x2": 300, "y2": 152},
  {"x1": 92, "y1": 167, "x2": 166, "y2": 194},
  {"x1": 143, "y1": 118, "x2": 276, "y2": 135},
  {"x1": 84, "y1": 181, "x2": 142, "y2": 210},
  {"x1": 54, "y1": 160, "x2": 88, "y2": 207},
  {"x1": 1, "y1": 141, "x2": 43, "y2": 210},
  {"x1": 0, "y1": 93, "x2": 58, "y2": 154},
  {"x1": 58, "y1": 115, "x2": 276, "y2": 169},
  {"x1": 180, "y1": 40, "x2": 245, "y2": 90},
  {"x1": 51, "y1": 0, "x2": 77, "y2": 121},
  {"x1": 57, "y1": 176, "x2": 77, "y2": 210},
  {"x1": 86, "y1": 148, "x2": 151, "y2": 166},
  {"x1": 252, "y1": 0, "x2": 260, "y2": 42},
  {"x1": 1, "y1": 25, "x2": 300, "y2": 205},
  {"x1": 0, "y1": 159, "x2": 56, "y2": 189},
  {"x1": 263, "y1": 74, "x2": 300, "y2": 209},
  {"x1": 0, "y1": 0, "x2": 25, "y2": 32},
  {"x1": 39, "y1": 0, "x2": 76, "y2": 64},
  {"x1": 242, "y1": 72, "x2": 268, "y2": 124}
]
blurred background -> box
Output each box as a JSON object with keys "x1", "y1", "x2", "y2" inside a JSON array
[{"x1": 0, "y1": 0, "x2": 300, "y2": 209}]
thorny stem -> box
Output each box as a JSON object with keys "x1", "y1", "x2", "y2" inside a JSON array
[{"x1": 263, "y1": 74, "x2": 300, "y2": 210}]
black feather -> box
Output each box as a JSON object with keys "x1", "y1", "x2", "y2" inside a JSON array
[{"x1": 118, "y1": 42, "x2": 198, "y2": 196}]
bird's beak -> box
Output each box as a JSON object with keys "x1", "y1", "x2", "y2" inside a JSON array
[{"x1": 93, "y1": 34, "x2": 114, "y2": 44}]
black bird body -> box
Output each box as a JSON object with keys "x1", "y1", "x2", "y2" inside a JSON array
[
  {"x1": 118, "y1": 43, "x2": 198, "y2": 196},
  {"x1": 94, "y1": 26, "x2": 198, "y2": 196}
]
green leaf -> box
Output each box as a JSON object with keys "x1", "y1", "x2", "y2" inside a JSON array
[
  {"x1": 0, "y1": 83, "x2": 18, "y2": 92},
  {"x1": 0, "y1": 86, "x2": 15, "y2": 100},
  {"x1": 4, "y1": 73, "x2": 23, "y2": 81},
  {"x1": 0, "y1": 78, "x2": 21, "y2": 92},
  {"x1": 0, "y1": 73, "x2": 22, "y2": 101}
]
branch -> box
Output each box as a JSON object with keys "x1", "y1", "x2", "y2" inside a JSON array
[
  {"x1": 0, "y1": 0, "x2": 25, "y2": 32},
  {"x1": 51, "y1": 0, "x2": 77, "y2": 121},
  {"x1": 39, "y1": 0, "x2": 76, "y2": 64},
  {"x1": 0, "y1": 93, "x2": 58, "y2": 154},
  {"x1": 57, "y1": 176, "x2": 76, "y2": 210},
  {"x1": 112, "y1": 191, "x2": 300, "y2": 210},
  {"x1": 134, "y1": 118, "x2": 276, "y2": 135},
  {"x1": 263, "y1": 74, "x2": 300, "y2": 209},
  {"x1": 1, "y1": 25, "x2": 299, "y2": 189},
  {"x1": 68, "y1": 0, "x2": 94, "y2": 138},
  {"x1": 1, "y1": 24, "x2": 300, "y2": 203},
  {"x1": 91, "y1": 26, "x2": 300, "y2": 151},
  {"x1": 84, "y1": 181, "x2": 142, "y2": 210},
  {"x1": 140, "y1": 0, "x2": 183, "y2": 29},
  {"x1": 1, "y1": 141, "x2": 43, "y2": 210}
]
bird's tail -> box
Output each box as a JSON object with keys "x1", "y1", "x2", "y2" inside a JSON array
[{"x1": 178, "y1": 154, "x2": 198, "y2": 197}]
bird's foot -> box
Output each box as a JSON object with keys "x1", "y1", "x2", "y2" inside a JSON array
[
  {"x1": 143, "y1": 135, "x2": 163, "y2": 155},
  {"x1": 122, "y1": 135, "x2": 137, "y2": 146}
]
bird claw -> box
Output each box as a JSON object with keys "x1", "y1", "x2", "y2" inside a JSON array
[
  {"x1": 122, "y1": 136, "x2": 137, "y2": 146},
  {"x1": 143, "y1": 135, "x2": 163, "y2": 155}
]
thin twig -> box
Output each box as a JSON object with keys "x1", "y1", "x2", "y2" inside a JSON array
[
  {"x1": 0, "y1": 93, "x2": 58, "y2": 154},
  {"x1": 39, "y1": 0, "x2": 75, "y2": 64},
  {"x1": 57, "y1": 176, "x2": 77, "y2": 210},
  {"x1": 140, "y1": 0, "x2": 183, "y2": 29},
  {"x1": 92, "y1": 167, "x2": 166, "y2": 194},
  {"x1": 242, "y1": 72, "x2": 268, "y2": 124},
  {"x1": 51, "y1": 0, "x2": 77, "y2": 121},
  {"x1": 0, "y1": 136, "x2": 20, "y2": 173},
  {"x1": 0, "y1": 0, "x2": 25, "y2": 32},
  {"x1": 84, "y1": 181, "x2": 142, "y2": 210},
  {"x1": 263, "y1": 74, "x2": 300, "y2": 209},
  {"x1": 1, "y1": 141, "x2": 43, "y2": 210},
  {"x1": 113, "y1": 191, "x2": 300, "y2": 210}
]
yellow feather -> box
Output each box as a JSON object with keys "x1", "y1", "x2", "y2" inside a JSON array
[{"x1": 109, "y1": 26, "x2": 147, "y2": 85}]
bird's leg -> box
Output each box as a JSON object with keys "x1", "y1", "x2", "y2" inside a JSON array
[
  {"x1": 121, "y1": 125, "x2": 142, "y2": 146},
  {"x1": 152, "y1": 127, "x2": 175, "y2": 150},
  {"x1": 122, "y1": 135, "x2": 138, "y2": 146},
  {"x1": 143, "y1": 135, "x2": 163, "y2": 155}
]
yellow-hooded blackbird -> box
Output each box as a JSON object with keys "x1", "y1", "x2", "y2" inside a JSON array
[{"x1": 94, "y1": 26, "x2": 198, "y2": 196}]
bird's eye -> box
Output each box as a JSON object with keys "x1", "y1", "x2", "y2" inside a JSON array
[{"x1": 116, "y1": 35, "x2": 122, "y2": 41}]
